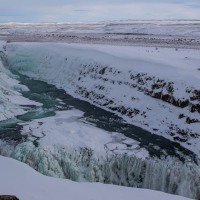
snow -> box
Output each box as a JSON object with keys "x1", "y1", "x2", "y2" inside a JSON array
[
  {"x1": 0, "y1": 23, "x2": 199, "y2": 200},
  {"x1": 5, "y1": 42, "x2": 200, "y2": 157},
  {"x1": 0, "y1": 61, "x2": 42, "y2": 121},
  {"x1": 4, "y1": 108, "x2": 198, "y2": 199},
  {"x1": 0, "y1": 155, "x2": 190, "y2": 200},
  {"x1": 68, "y1": 43, "x2": 200, "y2": 81},
  {"x1": 20, "y1": 109, "x2": 148, "y2": 158},
  {"x1": 1, "y1": 21, "x2": 200, "y2": 50},
  {"x1": 0, "y1": 105, "x2": 196, "y2": 199},
  {"x1": 1, "y1": 20, "x2": 200, "y2": 37},
  {"x1": 0, "y1": 41, "x2": 42, "y2": 121}
]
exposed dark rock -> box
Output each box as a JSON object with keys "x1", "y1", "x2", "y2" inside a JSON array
[
  {"x1": 178, "y1": 114, "x2": 185, "y2": 119},
  {"x1": 99, "y1": 67, "x2": 107, "y2": 75},
  {"x1": 190, "y1": 90, "x2": 200, "y2": 101},
  {"x1": 186, "y1": 117, "x2": 199, "y2": 124},
  {"x1": 0, "y1": 196, "x2": 19, "y2": 200},
  {"x1": 190, "y1": 133, "x2": 199, "y2": 139},
  {"x1": 76, "y1": 64, "x2": 199, "y2": 144},
  {"x1": 173, "y1": 136, "x2": 187, "y2": 143},
  {"x1": 190, "y1": 103, "x2": 200, "y2": 113}
]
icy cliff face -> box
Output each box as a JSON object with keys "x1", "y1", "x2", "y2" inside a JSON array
[
  {"x1": 0, "y1": 156, "x2": 191, "y2": 200},
  {"x1": 5, "y1": 43, "x2": 200, "y2": 156},
  {"x1": 9, "y1": 142, "x2": 200, "y2": 199},
  {"x1": 0, "y1": 52, "x2": 41, "y2": 121}
]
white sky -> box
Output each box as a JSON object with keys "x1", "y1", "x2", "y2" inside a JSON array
[{"x1": 0, "y1": 0, "x2": 200, "y2": 22}]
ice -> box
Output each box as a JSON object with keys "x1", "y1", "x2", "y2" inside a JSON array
[
  {"x1": 0, "y1": 44, "x2": 42, "y2": 121},
  {"x1": 11, "y1": 141, "x2": 200, "y2": 199},
  {"x1": 19, "y1": 109, "x2": 149, "y2": 158},
  {"x1": 0, "y1": 65, "x2": 42, "y2": 121}
]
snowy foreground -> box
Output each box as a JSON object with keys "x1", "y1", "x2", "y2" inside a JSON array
[{"x1": 0, "y1": 155, "x2": 190, "y2": 200}]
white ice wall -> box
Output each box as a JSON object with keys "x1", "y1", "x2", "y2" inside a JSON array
[{"x1": 0, "y1": 141, "x2": 197, "y2": 199}]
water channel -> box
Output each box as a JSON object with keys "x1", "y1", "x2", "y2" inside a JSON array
[{"x1": 0, "y1": 71, "x2": 197, "y2": 162}]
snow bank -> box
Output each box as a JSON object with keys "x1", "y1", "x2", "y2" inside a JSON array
[
  {"x1": 5, "y1": 42, "x2": 200, "y2": 156},
  {"x1": 0, "y1": 155, "x2": 190, "y2": 200}
]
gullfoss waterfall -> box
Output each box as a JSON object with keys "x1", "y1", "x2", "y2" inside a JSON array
[{"x1": 0, "y1": 42, "x2": 200, "y2": 199}]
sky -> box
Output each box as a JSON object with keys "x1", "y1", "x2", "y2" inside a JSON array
[{"x1": 0, "y1": 0, "x2": 200, "y2": 23}]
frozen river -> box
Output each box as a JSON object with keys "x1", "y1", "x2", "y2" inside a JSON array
[{"x1": 0, "y1": 71, "x2": 197, "y2": 161}]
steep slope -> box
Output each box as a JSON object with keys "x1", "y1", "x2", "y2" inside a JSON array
[{"x1": 0, "y1": 44, "x2": 41, "y2": 121}]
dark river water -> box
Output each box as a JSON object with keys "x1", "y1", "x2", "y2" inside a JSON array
[{"x1": 0, "y1": 72, "x2": 197, "y2": 162}]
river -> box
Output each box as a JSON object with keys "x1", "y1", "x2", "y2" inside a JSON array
[{"x1": 0, "y1": 71, "x2": 197, "y2": 162}]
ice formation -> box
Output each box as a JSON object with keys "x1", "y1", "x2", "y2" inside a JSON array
[
  {"x1": 0, "y1": 45, "x2": 41, "y2": 121},
  {"x1": 11, "y1": 141, "x2": 200, "y2": 199},
  {"x1": 0, "y1": 155, "x2": 190, "y2": 200}
]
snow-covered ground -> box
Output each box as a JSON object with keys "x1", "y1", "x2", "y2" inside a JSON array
[
  {"x1": 5, "y1": 42, "x2": 200, "y2": 157},
  {"x1": 1, "y1": 20, "x2": 200, "y2": 36},
  {"x1": 1, "y1": 21, "x2": 200, "y2": 49},
  {"x1": 0, "y1": 155, "x2": 190, "y2": 200}
]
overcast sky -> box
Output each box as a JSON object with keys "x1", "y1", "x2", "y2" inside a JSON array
[{"x1": 0, "y1": 0, "x2": 200, "y2": 22}]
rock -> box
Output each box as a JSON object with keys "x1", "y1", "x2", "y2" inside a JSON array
[
  {"x1": 0, "y1": 196, "x2": 19, "y2": 200},
  {"x1": 186, "y1": 117, "x2": 199, "y2": 124}
]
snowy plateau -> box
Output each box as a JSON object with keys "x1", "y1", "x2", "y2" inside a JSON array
[{"x1": 0, "y1": 21, "x2": 200, "y2": 200}]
